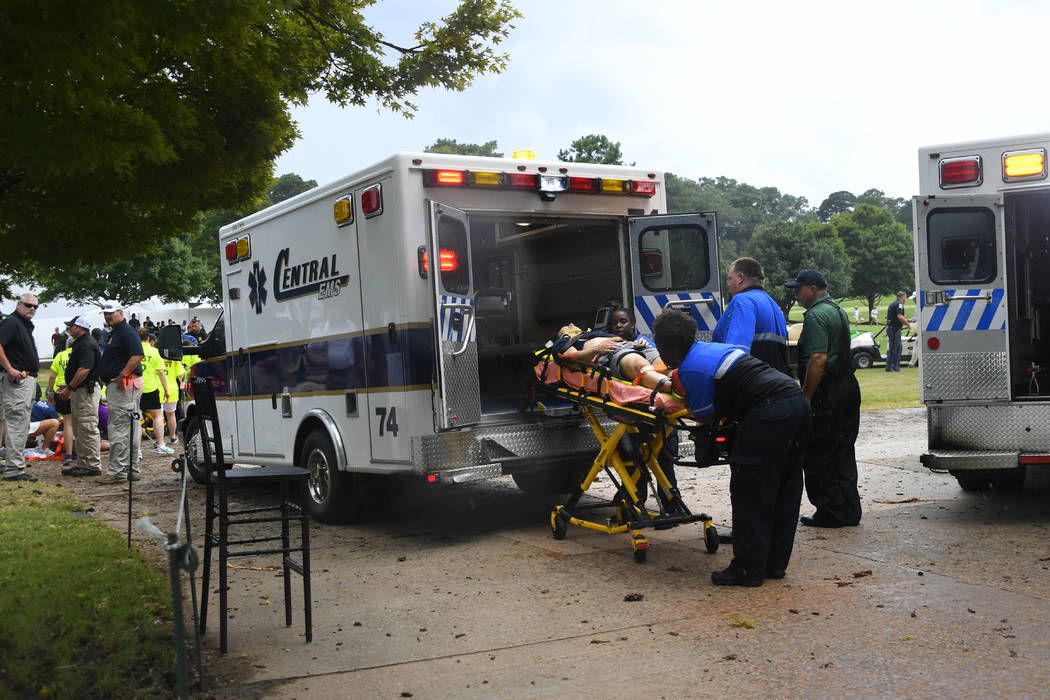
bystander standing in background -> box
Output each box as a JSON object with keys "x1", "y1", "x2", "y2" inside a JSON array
[
  {"x1": 0, "y1": 294, "x2": 41, "y2": 482},
  {"x1": 885, "y1": 291, "x2": 912, "y2": 373},
  {"x1": 48, "y1": 330, "x2": 74, "y2": 464},
  {"x1": 138, "y1": 328, "x2": 174, "y2": 455},
  {"x1": 97, "y1": 301, "x2": 144, "y2": 482},
  {"x1": 58, "y1": 316, "x2": 103, "y2": 477}
]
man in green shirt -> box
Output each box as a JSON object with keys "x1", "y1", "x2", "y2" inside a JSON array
[{"x1": 786, "y1": 269, "x2": 862, "y2": 528}]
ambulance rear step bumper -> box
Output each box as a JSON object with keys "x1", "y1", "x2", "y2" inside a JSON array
[{"x1": 920, "y1": 450, "x2": 1018, "y2": 471}]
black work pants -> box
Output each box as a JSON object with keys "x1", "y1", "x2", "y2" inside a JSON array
[
  {"x1": 728, "y1": 393, "x2": 811, "y2": 578},
  {"x1": 803, "y1": 373, "x2": 862, "y2": 525}
]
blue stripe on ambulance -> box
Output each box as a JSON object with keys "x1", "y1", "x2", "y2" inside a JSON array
[
  {"x1": 922, "y1": 288, "x2": 1006, "y2": 332},
  {"x1": 634, "y1": 293, "x2": 721, "y2": 335},
  {"x1": 439, "y1": 295, "x2": 474, "y2": 343}
]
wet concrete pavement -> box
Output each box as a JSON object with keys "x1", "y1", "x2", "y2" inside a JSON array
[
  {"x1": 49, "y1": 408, "x2": 1050, "y2": 697},
  {"x1": 178, "y1": 407, "x2": 1050, "y2": 698}
]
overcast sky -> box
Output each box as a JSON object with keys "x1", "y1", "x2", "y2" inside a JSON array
[{"x1": 275, "y1": 0, "x2": 1050, "y2": 206}]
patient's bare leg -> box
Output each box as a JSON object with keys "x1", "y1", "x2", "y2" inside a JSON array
[{"x1": 619, "y1": 354, "x2": 669, "y2": 390}]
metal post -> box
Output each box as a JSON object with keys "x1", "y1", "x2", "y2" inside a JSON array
[
  {"x1": 127, "y1": 410, "x2": 139, "y2": 548},
  {"x1": 166, "y1": 534, "x2": 191, "y2": 699}
]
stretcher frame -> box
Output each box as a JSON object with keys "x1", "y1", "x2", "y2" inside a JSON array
[{"x1": 533, "y1": 351, "x2": 732, "y2": 563}]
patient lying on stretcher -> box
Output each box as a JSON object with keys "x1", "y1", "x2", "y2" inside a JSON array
[{"x1": 552, "y1": 323, "x2": 672, "y2": 392}]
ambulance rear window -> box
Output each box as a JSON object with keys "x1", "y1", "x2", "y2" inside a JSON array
[
  {"x1": 927, "y1": 208, "x2": 996, "y2": 284},
  {"x1": 438, "y1": 214, "x2": 470, "y2": 294},
  {"x1": 637, "y1": 225, "x2": 710, "y2": 292}
]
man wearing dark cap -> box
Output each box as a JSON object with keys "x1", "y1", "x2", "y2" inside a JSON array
[
  {"x1": 58, "y1": 316, "x2": 103, "y2": 477},
  {"x1": 97, "y1": 301, "x2": 144, "y2": 482},
  {"x1": 0, "y1": 293, "x2": 41, "y2": 481},
  {"x1": 785, "y1": 270, "x2": 862, "y2": 528}
]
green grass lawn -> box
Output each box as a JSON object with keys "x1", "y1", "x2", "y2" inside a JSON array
[
  {"x1": 857, "y1": 365, "x2": 921, "y2": 410},
  {"x1": 0, "y1": 483, "x2": 179, "y2": 697},
  {"x1": 787, "y1": 295, "x2": 915, "y2": 326}
]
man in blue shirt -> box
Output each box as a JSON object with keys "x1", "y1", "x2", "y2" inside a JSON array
[
  {"x1": 713, "y1": 257, "x2": 791, "y2": 376},
  {"x1": 653, "y1": 309, "x2": 810, "y2": 587},
  {"x1": 97, "y1": 301, "x2": 144, "y2": 482}
]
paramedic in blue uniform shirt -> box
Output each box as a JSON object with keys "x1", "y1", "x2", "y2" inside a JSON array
[
  {"x1": 885, "y1": 291, "x2": 911, "y2": 372},
  {"x1": 653, "y1": 309, "x2": 810, "y2": 587},
  {"x1": 786, "y1": 269, "x2": 862, "y2": 528},
  {"x1": 713, "y1": 257, "x2": 792, "y2": 376},
  {"x1": 97, "y1": 301, "x2": 144, "y2": 482}
]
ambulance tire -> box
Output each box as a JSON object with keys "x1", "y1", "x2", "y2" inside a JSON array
[
  {"x1": 952, "y1": 467, "x2": 1025, "y2": 492},
  {"x1": 182, "y1": 417, "x2": 207, "y2": 484},
  {"x1": 953, "y1": 473, "x2": 990, "y2": 492},
  {"x1": 301, "y1": 430, "x2": 364, "y2": 523},
  {"x1": 512, "y1": 458, "x2": 589, "y2": 495}
]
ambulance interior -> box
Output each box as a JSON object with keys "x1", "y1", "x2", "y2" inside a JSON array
[
  {"x1": 1004, "y1": 191, "x2": 1050, "y2": 398},
  {"x1": 465, "y1": 215, "x2": 628, "y2": 418}
]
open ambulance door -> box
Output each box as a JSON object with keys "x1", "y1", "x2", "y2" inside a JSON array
[
  {"x1": 427, "y1": 201, "x2": 481, "y2": 430},
  {"x1": 915, "y1": 194, "x2": 1009, "y2": 401},
  {"x1": 628, "y1": 213, "x2": 722, "y2": 339}
]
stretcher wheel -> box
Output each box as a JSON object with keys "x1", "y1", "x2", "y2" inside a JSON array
[
  {"x1": 704, "y1": 525, "x2": 719, "y2": 553},
  {"x1": 551, "y1": 512, "x2": 568, "y2": 540},
  {"x1": 633, "y1": 548, "x2": 647, "y2": 563}
]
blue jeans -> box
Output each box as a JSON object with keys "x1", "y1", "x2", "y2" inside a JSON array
[{"x1": 885, "y1": 326, "x2": 902, "y2": 371}]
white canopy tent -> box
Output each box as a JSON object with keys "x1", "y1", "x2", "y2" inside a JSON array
[{"x1": 30, "y1": 300, "x2": 220, "y2": 362}]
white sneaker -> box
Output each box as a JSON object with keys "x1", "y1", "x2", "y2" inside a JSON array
[
  {"x1": 137, "y1": 451, "x2": 143, "y2": 461},
  {"x1": 155, "y1": 444, "x2": 175, "y2": 455},
  {"x1": 169, "y1": 437, "x2": 178, "y2": 446}
]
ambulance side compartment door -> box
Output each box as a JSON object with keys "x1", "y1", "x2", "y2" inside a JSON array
[
  {"x1": 225, "y1": 268, "x2": 255, "y2": 455},
  {"x1": 427, "y1": 201, "x2": 481, "y2": 430},
  {"x1": 628, "y1": 212, "x2": 722, "y2": 339},
  {"x1": 915, "y1": 194, "x2": 1008, "y2": 401}
]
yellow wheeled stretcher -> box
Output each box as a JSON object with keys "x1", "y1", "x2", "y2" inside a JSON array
[{"x1": 534, "y1": 351, "x2": 733, "y2": 563}]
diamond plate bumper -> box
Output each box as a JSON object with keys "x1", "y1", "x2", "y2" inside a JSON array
[{"x1": 920, "y1": 450, "x2": 1019, "y2": 471}]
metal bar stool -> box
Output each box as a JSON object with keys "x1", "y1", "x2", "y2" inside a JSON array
[{"x1": 192, "y1": 375, "x2": 312, "y2": 655}]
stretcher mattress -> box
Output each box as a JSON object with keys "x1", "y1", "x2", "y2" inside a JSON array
[{"x1": 534, "y1": 355, "x2": 687, "y2": 414}]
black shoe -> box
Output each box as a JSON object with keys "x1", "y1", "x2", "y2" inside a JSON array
[
  {"x1": 711, "y1": 565, "x2": 763, "y2": 587},
  {"x1": 3, "y1": 472, "x2": 38, "y2": 483},
  {"x1": 765, "y1": 569, "x2": 786, "y2": 579},
  {"x1": 800, "y1": 513, "x2": 843, "y2": 528},
  {"x1": 62, "y1": 465, "x2": 102, "y2": 477}
]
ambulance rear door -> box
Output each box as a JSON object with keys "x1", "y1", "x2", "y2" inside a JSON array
[
  {"x1": 915, "y1": 194, "x2": 1008, "y2": 402},
  {"x1": 628, "y1": 213, "x2": 722, "y2": 338},
  {"x1": 427, "y1": 201, "x2": 481, "y2": 430}
]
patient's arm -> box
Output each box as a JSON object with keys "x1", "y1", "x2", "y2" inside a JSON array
[{"x1": 560, "y1": 337, "x2": 623, "y2": 363}]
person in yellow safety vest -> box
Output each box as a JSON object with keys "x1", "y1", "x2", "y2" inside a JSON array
[
  {"x1": 137, "y1": 328, "x2": 174, "y2": 456},
  {"x1": 160, "y1": 354, "x2": 185, "y2": 446},
  {"x1": 48, "y1": 333, "x2": 74, "y2": 465}
]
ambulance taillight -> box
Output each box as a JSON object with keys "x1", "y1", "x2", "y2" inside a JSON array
[
  {"x1": 418, "y1": 249, "x2": 461, "y2": 275},
  {"x1": 423, "y1": 169, "x2": 466, "y2": 187},
  {"x1": 940, "y1": 156, "x2": 982, "y2": 188}
]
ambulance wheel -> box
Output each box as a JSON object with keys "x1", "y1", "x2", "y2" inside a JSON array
[
  {"x1": 512, "y1": 460, "x2": 587, "y2": 495},
  {"x1": 181, "y1": 417, "x2": 207, "y2": 484},
  {"x1": 991, "y1": 467, "x2": 1026, "y2": 491},
  {"x1": 704, "y1": 525, "x2": 719, "y2": 553},
  {"x1": 552, "y1": 512, "x2": 568, "y2": 540},
  {"x1": 302, "y1": 430, "x2": 364, "y2": 523}
]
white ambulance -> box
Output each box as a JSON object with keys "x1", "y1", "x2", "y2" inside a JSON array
[
  {"x1": 914, "y1": 133, "x2": 1050, "y2": 490},
  {"x1": 182, "y1": 152, "x2": 722, "y2": 521}
]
